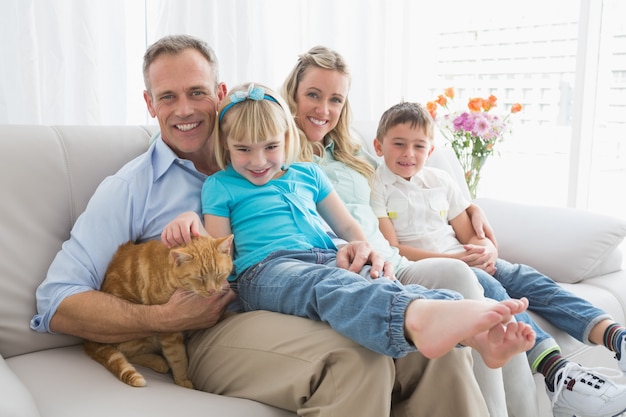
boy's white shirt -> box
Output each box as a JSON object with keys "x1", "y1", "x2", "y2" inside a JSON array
[{"x1": 370, "y1": 163, "x2": 471, "y2": 254}]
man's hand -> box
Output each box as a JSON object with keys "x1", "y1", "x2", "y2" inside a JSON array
[
  {"x1": 159, "y1": 284, "x2": 236, "y2": 331},
  {"x1": 336, "y1": 241, "x2": 395, "y2": 280},
  {"x1": 50, "y1": 282, "x2": 237, "y2": 344}
]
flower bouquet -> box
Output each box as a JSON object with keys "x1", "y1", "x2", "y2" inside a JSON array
[{"x1": 427, "y1": 88, "x2": 522, "y2": 199}]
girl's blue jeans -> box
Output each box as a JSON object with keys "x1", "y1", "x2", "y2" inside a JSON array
[
  {"x1": 236, "y1": 249, "x2": 462, "y2": 358},
  {"x1": 474, "y1": 258, "x2": 611, "y2": 370}
]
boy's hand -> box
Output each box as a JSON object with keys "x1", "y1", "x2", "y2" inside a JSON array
[
  {"x1": 161, "y1": 211, "x2": 207, "y2": 248},
  {"x1": 460, "y1": 244, "x2": 497, "y2": 275}
]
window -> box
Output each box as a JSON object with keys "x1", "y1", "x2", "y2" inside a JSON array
[{"x1": 430, "y1": 0, "x2": 625, "y2": 232}]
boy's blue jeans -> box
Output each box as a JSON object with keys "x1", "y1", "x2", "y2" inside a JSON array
[
  {"x1": 474, "y1": 258, "x2": 611, "y2": 370},
  {"x1": 236, "y1": 249, "x2": 462, "y2": 358}
]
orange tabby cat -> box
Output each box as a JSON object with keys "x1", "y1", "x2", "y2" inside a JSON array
[{"x1": 83, "y1": 234, "x2": 234, "y2": 388}]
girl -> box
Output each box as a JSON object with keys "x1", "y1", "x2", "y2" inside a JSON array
[{"x1": 163, "y1": 82, "x2": 535, "y2": 366}]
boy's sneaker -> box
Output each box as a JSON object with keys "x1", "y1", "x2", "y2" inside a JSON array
[
  {"x1": 547, "y1": 362, "x2": 626, "y2": 417},
  {"x1": 617, "y1": 336, "x2": 626, "y2": 374}
]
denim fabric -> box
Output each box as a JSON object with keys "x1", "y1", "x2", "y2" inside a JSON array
[
  {"x1": 236, "y1": 249, "x2": 463, "y2": 358},
  {"x1": 473, "y1": 258, "x2": 611, "y2": 369}
]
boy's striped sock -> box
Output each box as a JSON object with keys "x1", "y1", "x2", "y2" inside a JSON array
[
  {"x1": 537, "y1": 350, "x2": 568, "y2": 391},
  {"x1": 604, "y1": 323, "x2": 626, "y2": 357}
]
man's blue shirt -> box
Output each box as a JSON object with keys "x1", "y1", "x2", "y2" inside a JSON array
[{"x1": 30, "y1": 133, "x2": 207, "y2": 333}]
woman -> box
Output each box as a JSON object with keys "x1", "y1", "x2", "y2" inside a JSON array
[{"x1": 281, "y1": 45, "x2": 538, "y2": 417}]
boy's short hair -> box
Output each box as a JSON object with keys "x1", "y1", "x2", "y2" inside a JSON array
[{"x1": 376, "y1": 102, "x2": 435, "y2": 142}]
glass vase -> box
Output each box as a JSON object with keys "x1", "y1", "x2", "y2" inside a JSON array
[{"x1": 460, "y1": 154, "x2": 488, "y2": 200}]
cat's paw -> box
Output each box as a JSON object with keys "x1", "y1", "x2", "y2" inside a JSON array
[
  {"x1": 174, "y1": 378, "x2": 195, "y2": 389},
  {"x1": 122, "y1": 372, "x2": 147, "y2": 387},
  {"x1": 147, "y1": 359, "x2": 170, "y2": 373},
  {"x1": 133, "y1": 354, "x2": 170, "y2": 373}
]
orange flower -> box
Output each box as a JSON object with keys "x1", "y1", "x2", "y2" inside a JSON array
[
  {"x1": 435, "y1": 94, "x2": 447, "y2": 107},
  {"x1": 467, "y1": 97, "x2": 483, "y2": 112},
  {"x1": 429, "y1": 87, "x2": 521, "y2": 199},
  {"x1": 482, "y1": 95, "x2": 498, "y2": 111},
  {"x1": 426, "y1": 101, "x2": 438, "y2": 119}
]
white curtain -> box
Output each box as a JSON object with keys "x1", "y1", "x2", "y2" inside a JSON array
[
  {"x1": 0, "y1": 0, "x2": 442, "y2": 125},
  {"x1": 1, "y1": 0, "x2": 147, "y2": 124},
  {"x1": 145, "y1": 0, "x2": 441, "y2": 124}
]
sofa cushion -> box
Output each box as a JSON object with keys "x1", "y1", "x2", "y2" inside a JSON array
[
  {"x1": 0, "y1": 125, "x2": 153, "y2": 358},
  {"x1": 0, "y1": 354, "x2": 41, "y2": 417},
  {"x1": 7, "y1": 345, "x2": 294, "y2": 417},
  {"x1": 475, "y1": 198, "x2": 626, "y2": 284}
]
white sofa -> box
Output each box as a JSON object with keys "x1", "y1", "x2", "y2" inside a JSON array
[
  {"x1": 0, "y1": 125, "x2": 294, "y2": 417},
  {"x1": 1, "y1": 124, "x2": 625, "y2": 416}
]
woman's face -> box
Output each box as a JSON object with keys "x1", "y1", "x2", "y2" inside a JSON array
[{"x1": 294, "y1": 67, "x2": 349, "y2": 144}]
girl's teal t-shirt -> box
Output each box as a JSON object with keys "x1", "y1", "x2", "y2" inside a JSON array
[{"x1": 202, "y1": 162, "x2": 336, "y2": 275}]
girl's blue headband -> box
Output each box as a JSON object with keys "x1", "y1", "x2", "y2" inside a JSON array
[{"x1": 219, "y1": 84, "x2": 278, "y2": 122}]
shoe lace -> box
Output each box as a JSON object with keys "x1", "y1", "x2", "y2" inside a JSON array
[{"x1": 550, "y1": 362, "x2": 623, "y2": 409}]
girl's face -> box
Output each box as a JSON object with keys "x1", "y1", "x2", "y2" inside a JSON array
[
  {"x1": 227, "y1": 132, "x2": 286, "y2": 186},
  {"x1": 294, "y1": 67, "x2": 349, "y2": 144}
]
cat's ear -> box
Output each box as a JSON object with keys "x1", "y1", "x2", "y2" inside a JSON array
[
  {"x1": 170, "y1": 249, "x2": 193, "y2": 266},
  {"x1": 217, "y1": 234, "x2": 234, "y2": 254}
]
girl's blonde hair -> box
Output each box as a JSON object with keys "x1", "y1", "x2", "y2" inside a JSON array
[
  {"x1": 281, "y1": 45, "x2": 375, "y2": 181},
  {"x1": 215, "y1": 83, "x2": 305, "y2": 170}
]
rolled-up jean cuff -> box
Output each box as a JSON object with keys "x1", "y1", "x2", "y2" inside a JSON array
[
  {"x1": 583, "y1": 314, "x2": 613, "y2": 345},
  {"x1": 389, "y1": 292, "x2": 424, "y2": 357}
]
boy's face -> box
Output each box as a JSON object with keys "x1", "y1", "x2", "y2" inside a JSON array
[{"x1": 373, "y1": 122, "x2": 434, "y2": 180}]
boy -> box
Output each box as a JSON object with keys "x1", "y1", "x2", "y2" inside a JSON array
[{"x1": 370, "y1": 101, "x2": 626, "y2": 417}]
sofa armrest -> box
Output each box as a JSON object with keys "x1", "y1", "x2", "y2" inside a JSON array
[
  {"x1": 0, "y1": 355, "x2": 41, "y2": 417},
  {"x1": 475, "y1": 198, "x2": 626, "y2": 284}
]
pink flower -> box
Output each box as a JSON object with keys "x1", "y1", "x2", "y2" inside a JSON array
[
  {"x1": 429, "y1": 87, "x2": 522, "y2": 199},
  {"x1": 453, "y1": 112, "x2": 474, "y2": 132},
  {"x1": 471, "y1": 113, "x2": 491, "y2": 137}
]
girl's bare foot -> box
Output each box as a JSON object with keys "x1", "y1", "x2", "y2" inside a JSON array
[
  {"x1": 463, "y1": 321, "x2": 536, "y2": 368},
  {"x1": 404, "y1": 297, "x2": 529, "y2": 360}
]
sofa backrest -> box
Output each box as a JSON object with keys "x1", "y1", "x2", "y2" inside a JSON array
[{"x1": 0, "y1": 125, "x2": 155, "y2": 358}]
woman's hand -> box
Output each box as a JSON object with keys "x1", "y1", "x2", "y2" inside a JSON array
[{"x1": 336, "y1": 241, "x2": 395, "y2": 280}]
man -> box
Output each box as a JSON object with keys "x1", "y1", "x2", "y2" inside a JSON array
[{"x1": 31, "y1": 34, "x2": 489, "y2": 416}]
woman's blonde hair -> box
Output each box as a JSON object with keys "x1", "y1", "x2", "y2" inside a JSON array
[
  {"x1": 215, "y1": 82, "x2": 305, "y2": 170},
  {"x1": 281, "y1": 46, "x2": 375, "y2": 180}
]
